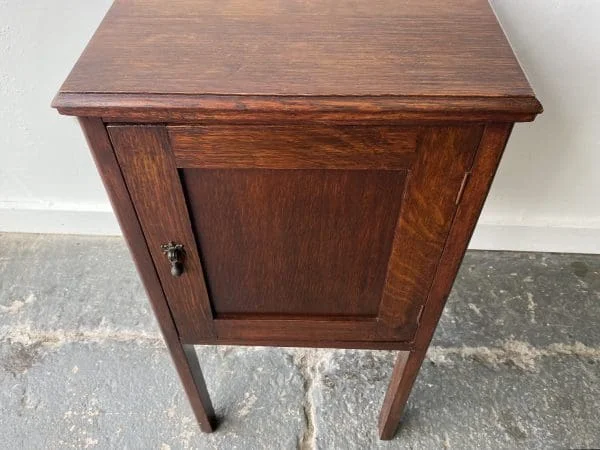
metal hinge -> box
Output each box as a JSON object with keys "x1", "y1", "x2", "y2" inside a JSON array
[
  {"x1": 455, "y1": 172, "x2": 470, "y2": 205},
  {"x1": 415, "y1": 304, "x2": 425, "y2": 325}
]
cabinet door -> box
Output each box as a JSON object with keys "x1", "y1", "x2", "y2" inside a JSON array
[{"x1": 108, "y1": 124, "x2": 482, "y2": 345}]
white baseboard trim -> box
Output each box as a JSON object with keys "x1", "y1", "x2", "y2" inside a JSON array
[
  {"x1": 0, "y1": 205, "x2": 121, "y2": 236},
  {"x1": 1, "y1": 206, "x2": 598, "y2": 254},
  {"x1": 469, "y1": 223, "x2": 600, "y2": 254}
]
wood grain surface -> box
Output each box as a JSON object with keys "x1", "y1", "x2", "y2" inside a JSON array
[
  {"x1": 378, "y1": 123, "x2": 515, "y2": 439},
  {"x1": 378, "y1": 126, "x2": 483, "y2": 328},
  {"x1": 59, "y1": 0, "x2": 533, "y2": 97},
  {"x1": 53, "y1": 93, "x2": 542, "y2": 123},
  {"x1": 107, "y1": 125, "x2": 215, "y2": 341},
  {"x1": 78, "y1": 118, "x2": 216, "y2": 433},
  {"x1": 182, "y1": 168, "x2": 406, "y2": 317},
  {"x1": 57, "y1": 0, "x2": 544, "y2": 438},
  {"x1": 169, "y1": 125, "x2": 417, "y2": 169},
  {"x1": 52, "y1": 0, "x2": 542, "y2": 121}
]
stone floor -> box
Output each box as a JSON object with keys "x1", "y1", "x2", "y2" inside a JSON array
[{"x1": 0, "y1": 233, "x2": 598, "y2": 449}]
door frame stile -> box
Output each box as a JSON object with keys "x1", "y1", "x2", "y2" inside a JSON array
[{"x1": 107, "y1": 124, "x2": 216, "y2": 341}]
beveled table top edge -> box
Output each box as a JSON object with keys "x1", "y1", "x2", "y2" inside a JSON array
[{"x1": 52, "y1": 92, "x2": 543, "y2": 123}]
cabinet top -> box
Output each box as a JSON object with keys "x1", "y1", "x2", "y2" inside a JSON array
[{"x1": 53, "y1": 0, "x2": 542, "y2": 122}]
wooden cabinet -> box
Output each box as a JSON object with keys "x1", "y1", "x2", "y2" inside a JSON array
[
  {"x1": 53, "y1": 0, "x2": 542, "y2": 440},
  {"x1": 108, "y1": 124, "x2": 483, "y2": 345}
]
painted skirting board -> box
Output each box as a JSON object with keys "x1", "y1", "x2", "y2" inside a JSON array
[
  {"x1": 1, "y1": 204, "x2": 598, "y2": 254},
  {"x1": 0, "y1": 203, "x2": 120, "y2": 236},
  {"x1": 469, "y1": 223, "x2": 600, "y2": 254}
]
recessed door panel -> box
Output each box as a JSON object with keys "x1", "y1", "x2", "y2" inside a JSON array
[{"x1": 182, "y1": 168, "x2": 407, "y2": 317}]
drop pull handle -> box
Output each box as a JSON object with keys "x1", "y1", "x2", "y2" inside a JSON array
[{"x1": 161, "y1": 242, "x2": 185, "y2": 277}]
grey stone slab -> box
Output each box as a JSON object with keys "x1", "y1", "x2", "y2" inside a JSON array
[
  {"x1": 0, "y1": 233, "x2": 155, "y2": 334},
  {"x1": 312, "y1": 349, "x2": 600, "y2": 449},
  {"x1": 435, "y1": 251, "x2": 600, "y2": 347},
  {"x1": 2, "y1": 233, "x2": 600, "y2": 449},
  {"x1": 3, "y1": 234, "x2": 598, "y2": 350},
  {"x1": 0, "y1": 338, "x2": 305, "y2": 449}
]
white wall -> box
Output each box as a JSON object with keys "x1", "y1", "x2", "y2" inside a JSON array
[
  {"x1": 471, "y1": 0, "x2": 600, "y2": 253},
  {"x1": 0, "y1": 0, "x2": 118, "y2": 234},
  {"x1": 1, "y1": 1, "x2": 599, "y2": 253}
]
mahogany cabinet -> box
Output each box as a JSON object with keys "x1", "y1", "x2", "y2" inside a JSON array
[{"x1": 53, "y1": 0, "x2": 542, "y2": 440}]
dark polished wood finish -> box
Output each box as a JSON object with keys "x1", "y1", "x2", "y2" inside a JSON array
[
  {"x1": 54, "y1": 93, "x2": 541, "y2": 123},
  {"x1": 55, "y1": 0, "x2": 536, "y2": 98},
  {"x1": 379, "y1": 123, "x2": 514, "y2": 439},
  {"x1": 184, "y1": 168, "x2": 407, "y2": 317},
  {"x1": 77, "y1": 118, "x2": 216, "y2": 432},
  {"x1": 378, "y1": 126, "x2": 483, "y2": 328},
  {"x1": 169, "y1": 125, "x2": 418, "y2": 169},
  {"x1": 108, "y1": 126, "x2": 215, "y2": 341},
  {"x1": 54, "y1": 0, "x2": 541, "y2": 440},
  {"x1": 52, "y1": 0, "x2": 542, "y2": 123}
]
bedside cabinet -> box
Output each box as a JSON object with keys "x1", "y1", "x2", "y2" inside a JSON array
[{"x1": 53, "y1": 0, "x2": 542, "y2": 440}]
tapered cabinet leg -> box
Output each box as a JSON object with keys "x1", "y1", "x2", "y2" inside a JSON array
[
  {"x1": 169, "y1": 343, "x2": 216, "y2": 432},
  {"x1": 77, "y1": 118, "x2": 216, "y2": 433},
  {"x1": 378, "y1": 349, "x2": 427, "y2": 440},
  {"x1": 378, "y1": 124, "x2": 516, "y2": 440}
]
